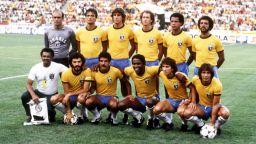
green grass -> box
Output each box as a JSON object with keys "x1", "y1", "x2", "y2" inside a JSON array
[{"x1": 0, "y1": 34, "x2": 256, "y2": 144}]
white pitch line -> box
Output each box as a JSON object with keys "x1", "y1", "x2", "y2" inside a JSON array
[
  {"x1": 0, "y1": 74, "x2": 27, "y2": 81},
  {"x1": 220, "y1": 68, "x2": 256, "y2": 70},
  {"x1": 0, "y1": 56, "x2": 27, "y2": 60}
]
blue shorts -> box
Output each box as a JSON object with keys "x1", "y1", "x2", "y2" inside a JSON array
[
  {"x1": 110, "y1": 58, "x2": 130, "y2": 70},
  {"x1": 166, "y1": 98, "x2": 183, "y2": 111},
  {"x1": 177, "y1": 62, "x2": 189, "y2": 76},
  {"x1": 197, "y1": 103, "x2": 223, "y2": 120},
  {"x1": 136, "y1": 95, "x2": 160, "y2": 106},
  {"x1": 85, "y1": 58, "x2": 98, "y2": 68},
  {"x1": 96, "y1": 95, "x2": 114, "y2": 106},
  {"x1": 146, "y1": 60, "x2": 159, "y2": 66},
  {"x1": 69, "y1": 95, "x2": 78, "y2": 109},
  {"x1": 194, "y1": 66, "x2": 219, "y2": 78}
]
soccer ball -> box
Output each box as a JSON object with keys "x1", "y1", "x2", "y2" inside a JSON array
[
  {"x1": 63, "y1": 112, "x2": 78, "y2": 125},
  {"x1": 200, "y1": 124, "x2": 217, "y2": 139}
]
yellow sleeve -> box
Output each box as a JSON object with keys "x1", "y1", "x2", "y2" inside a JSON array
[{"x1": 101, "y1": 29, "x2": 108, "y2": 41}]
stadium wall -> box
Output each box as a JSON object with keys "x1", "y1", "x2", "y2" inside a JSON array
[{"x1": 0, "y1": 24, "x2": 256, "y2": 44}]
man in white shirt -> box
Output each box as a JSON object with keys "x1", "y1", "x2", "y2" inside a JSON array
[{"x1": 21, "y1": 48, "x2": 67, "y2": 125}]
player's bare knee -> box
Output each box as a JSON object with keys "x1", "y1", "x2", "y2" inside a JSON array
[
  {"x1": 153, "y1": 105, "x2": 161, "y2": 115},
  {"x1": 50, "y1": 95, "x2": 59, "y2": 105}
]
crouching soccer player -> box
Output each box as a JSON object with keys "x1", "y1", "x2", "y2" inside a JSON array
[
  {"x1": 153, "y1": 57, "x2": 195, "y2": 131},
  {"x1": 178, "y1": 63, "x2": 230, "y2": 135},
  {"x1": 118, "y1": 54, "x2": 160, "y2": 129},
  {"x1": 85, "y1": 52, "x2": 131, "y2": 125},
  {"x1": 50, "y1": 52, "x2": 92, "y2": 124}
]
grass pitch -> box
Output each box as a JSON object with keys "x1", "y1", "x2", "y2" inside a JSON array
[{"x1": 0, "y1": 34, "x2": 256, "y2": 144}]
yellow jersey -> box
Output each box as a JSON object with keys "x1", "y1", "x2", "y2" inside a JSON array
[
  {"x1": 159, "y1": 71, "x2": 190, "y2": 100},
  {"x1": 192, "y1": 76, "x2": 222, "y2": 107},
  {"x1": 124, "y1": 66, "x2": 158, "y2": 98},
  {"x1": 163, "y1": 31, "x2": 192, "y2": 64},
  {"x1": 61, "y1": 68, "x2": 92, "y2": 93},
  {"x1": 192, "y1": 35, "x2": 223, "y2": 67},
  {"x1": 91, "y1": 66, "x2": 123, "y2": 96},
  {"x1": 107, "y1": 25, "x2": 134, "y2": 59},
  {"x1": 134, "y1": 28, "x2": 163, "y2": 61}
]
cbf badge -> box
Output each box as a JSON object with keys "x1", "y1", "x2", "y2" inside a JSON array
[
  {"x1": 144, "y1": 78, "x2": 151, "y2": 84},
  {"x1": 148, "y1": 37, "x2": 154, "y2": 44},
  {"x1": 93, "y1": 35, "x2": 99, "y2": 43},
  {"x1": 177, "y1": 40, "x2": 182, "y2": 47},
  {"x1": 208, "y1": 44, "x2": 213, "y2": 51},
  {"x1": 35, "y1": 104, "x2": 42, "y2": 113},
  {"x1": 107, "y1": 77, "x2": 113, "y2": 84},
  {"x1": 49, "y1": 73, "x2": 54, "y2": 79},
  {"x1": 206, "y1": 92, "x2": 212, "y2": 98},
  {"x1": 173, "y1": 82, "x2": 178, "y2": 90},
  {"x1": 119, "y1": 34, "x2": 125, "y2": 41}
]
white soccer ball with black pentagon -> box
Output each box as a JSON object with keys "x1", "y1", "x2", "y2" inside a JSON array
[
  {"x1": 63, "y1": 112, "x2": 78, "y2": 125},
  {"x1": 200, "y1": 124, "x2": 217, "y2": 139}
]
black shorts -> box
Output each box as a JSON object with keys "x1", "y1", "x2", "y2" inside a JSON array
[{"x1": 53, "y1": 58, "x2": 69, "y2": 67}]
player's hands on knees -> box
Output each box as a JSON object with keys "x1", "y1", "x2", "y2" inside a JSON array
[
  {"x1": 63, "y1": 94, "x2": 71, "y2": 105},
  {"x1": 188, "y1": 102, "x2": 197, "y2": 110},
  {"x1": 180, "y1": 99, "x2": 190, "y2": 105},
  {"x1": 32, "y1": 95, "x2": 40, "y2": 104}
]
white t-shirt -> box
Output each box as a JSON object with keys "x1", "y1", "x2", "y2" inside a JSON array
[{"x1": 28, "y1": 62, "x2": 67, "y2": 95}]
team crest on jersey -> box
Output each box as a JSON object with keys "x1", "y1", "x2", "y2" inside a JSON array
[
  {"x1": 49, "y1": 73, "x2": 54, "y2": 79},
  {"x1": 148, "y1": 37, "x2": 154, "y2": 44},
  {"x1": 206, "y1": 92, "x2": 212, "y2": 98},
  {"x1": 208, "y1": 44, "x2": 213, "y2": 51},
  {"x1": 173, "y1": 82, "x2": 179, "y2": 90},
  {"x1": 177, "y1": 40, "x2": 182, "y2": 47},
  {"x1": 107, "y1": 77, "x2": 113, "y2": 84},
  {"x1": 93, "y1": 35, "x2": 99, "y2": 43},
  {"x1": 144, "y1": 78, "x2": 151, "y2": 84},
  {"x1": 119, "y1": 34, "x2": 125, "y2": 41}
]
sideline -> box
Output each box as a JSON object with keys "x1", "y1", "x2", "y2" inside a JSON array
[{"x1": 0, "y1": 74, "x2": 27, "y2": 81}]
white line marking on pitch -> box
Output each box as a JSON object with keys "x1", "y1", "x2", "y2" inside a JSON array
[
  {"x1": 0, "y1": 56, "x2": 27, "y2": 60},
  {"x1": 0, "y1": 74, "x2": 27, "y2": 81},
  {"x1": 221, "y1": 68, "x2": 256, "y2": 70}
]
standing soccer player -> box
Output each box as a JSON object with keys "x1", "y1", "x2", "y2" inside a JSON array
[
  {"x1": 76, "y1": 8, "x2": 108, "y2": 68},
  {"x1": 163, "y1": 13, "x2": 193, "y2": 75},
  {"x1": 192, "y1": 16, "x2": 225, "y2": 78},
  {"x1": 21, "y1": 48, "x2": 67, "y2": 125},
  {"x1": 134, "y1": 10, "x2": 163, "y2": 66},
  {"x1": 50, "y1": 53, "x2": 92, "y2": 124},
  {"x1": 178, "y1": 63, "x2": 230, "y2": 135},
  {"x1": 44, "y1": 9, "x2": 77, "y2": 67},
  {"x1": 118, "y1": 54, "x2": 160, "y2": 129},
  {"x1": 85, "y1": 52, "x2": 131, "y2": 125},
  {"x1": 106, "y1": 8, "x2": 136, "y2": 124}
]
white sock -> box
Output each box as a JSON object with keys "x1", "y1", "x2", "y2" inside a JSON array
[
  {"x1": 166, "y1": 113, "x2": 173, "y2": 122},
  {"x1": 215, "y1": 116, "x2": 227, "y2": 128},
  {"x1": 77, "y1": 102, "x2": 85, "y2": 117},
  {"x1": 157, "y1": 113, "x2": 172, "y2": 124},
  {"x1": 54, "y1": 102, "x2": 66, "y2": 114},
  {"x1": 187, "y1": 116, "x2": 204, "y2": 127},
  {"x1": 91, "y1": 107, "x2": 100, "y2": 117},
  {"x1": 147, "y1": 106, "x2": 155, "y2": 119},
  {"x1": 124, "y1": 108, "x2": 142, "y2": 122}
]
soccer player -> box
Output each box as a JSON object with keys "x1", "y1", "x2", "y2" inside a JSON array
[
  {"x1": 50, "y1": 52, "x2": 92, "y2": 124},
  {"x1": 163, "y1": 13, "x2": 193, "y2": 75},
  {"x1": 85, "y1": 52, "x2": 131, "y2": 125},
  {"x1": 118, "y1": 54, "x2": 160, "y2": 129},
  {"x1": 44, "y1": 9, "x2": 77, "y2": 67},
  {"x1": 153, "y1": 57, "x2": 195, "y2": 131},
  {"x1": 76, "y1": 8, "x2": 108, "y2": 68},
  {"x1": 106, "y1": 8, "x2": 136, "y2": 124},
  {"x1": 192, "y1": 16, "x2": 225, "y2": 78},
  {"x1": 134, "y1": 10, "x2": 163, "y2": 66},
  {"x1": 21, "y1": 48, "x2": 67, "y2": 125},
  {"x1": 178, "y1": 63, "x2": 230, "y2": 135}
]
